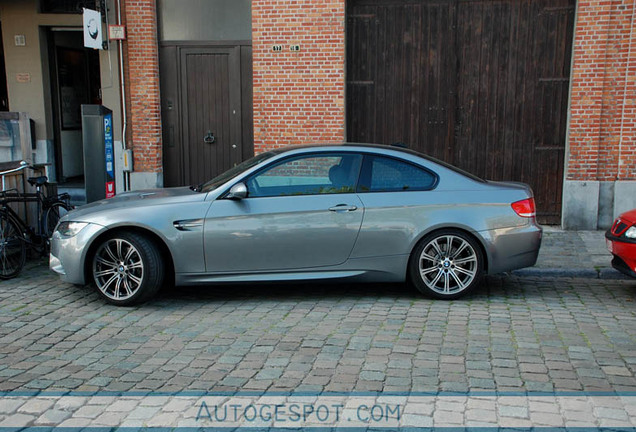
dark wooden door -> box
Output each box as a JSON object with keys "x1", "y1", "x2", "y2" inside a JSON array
[
  {"x1": 347, "y1": 0, "x2": 575, "y2": 224},
  {"x1": 180, "y1": 47, "x2": 242, "y2": 186},
  {"x1": 161, "y1": 46, "x2": 245, "y2": 187},
  {"x1": 347, "y1": 1, "x2": 457, "y2": 162}
]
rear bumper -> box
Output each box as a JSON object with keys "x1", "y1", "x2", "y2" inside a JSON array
[{"x1": 480, "y1": 222, "x2": 543, "y2": 274}]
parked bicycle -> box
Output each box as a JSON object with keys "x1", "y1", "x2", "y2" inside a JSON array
[{"x1": 0, "y1": 161, "x2": 73, "y2": 279}]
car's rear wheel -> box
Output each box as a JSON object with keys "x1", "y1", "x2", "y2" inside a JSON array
[
  {"x1": 409, "y1": 229, "x2": 483, "y2": 299},
  {"x1": 91, "y1": 232, "x2": 163, "y2": 306}
]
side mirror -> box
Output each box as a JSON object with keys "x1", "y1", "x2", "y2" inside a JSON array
[{"x1": 226, "y1": 182, "x2": 248, "y2": 200}]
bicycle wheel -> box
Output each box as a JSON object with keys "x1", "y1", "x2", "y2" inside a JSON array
[
  {"x1": 44, "y1": 201, "x2": 71, "y2": 238},
  {"x1": 0, "y1": 211, "x2": 26, "y2": 279}
]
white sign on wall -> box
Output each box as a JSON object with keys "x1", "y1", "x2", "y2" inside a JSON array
[{"x1": 83, "y1": 8, "x2": 103, "y2": 50}]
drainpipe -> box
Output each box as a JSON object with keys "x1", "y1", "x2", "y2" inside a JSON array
[
  {"x1": 116, "y1": 0, "x2": 130, "y2": 191},
  {"x1": 618, "y1": 3, "x2": 635, "y2": 182}
]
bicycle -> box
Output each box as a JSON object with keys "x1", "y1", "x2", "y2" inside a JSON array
[{"x1": 0, "y1": 161, "x2": 73, "y2": 279}]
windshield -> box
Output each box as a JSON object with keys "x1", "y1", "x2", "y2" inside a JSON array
[{"x1": 196, "y1": 151, "x2": 278, "y2": 193}]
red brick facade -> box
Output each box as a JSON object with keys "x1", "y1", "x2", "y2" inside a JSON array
[
  {"x1": 251, "y1": 0, "x2": 346, "y2": 153},
  {"x1": 567, "y1": 0, "x2": 636, "y2": 181},
  {"x1": 121, "y1": 0, "x2": 636, "y2": 222},
  {"x1": 123, "y1": 0, "x2": 162, "y2": 173}
]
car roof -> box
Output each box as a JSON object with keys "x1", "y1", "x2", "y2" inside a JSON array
[{"x1": 272, "y1": 142, "x2": 411, "y2": 153}]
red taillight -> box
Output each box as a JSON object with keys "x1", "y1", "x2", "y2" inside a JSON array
[{"x1": 511, "y1": 198, "x2": 536, "y2": 218}]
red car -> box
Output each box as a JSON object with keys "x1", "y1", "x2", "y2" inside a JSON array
[{"x1": 606, "y1": 209, "x2": 636, "y2": 278}]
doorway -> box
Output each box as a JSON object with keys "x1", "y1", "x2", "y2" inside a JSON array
[
  {"x1": 160, "y1": 44, "x2": 253, "y2": 187},
  {"x1": 48, "y1": 29, "x2": 101, "y2": 187}
]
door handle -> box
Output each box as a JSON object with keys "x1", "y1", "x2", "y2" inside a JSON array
[
  {"x1": 328, "y1": 204, "x2": 358, "y2": 212},
  {"x1": 204, "y1": 130, "x2": 216, "y2": 144}
]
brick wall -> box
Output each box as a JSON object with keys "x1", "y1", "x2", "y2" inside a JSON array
[
  {"x1": 123, "y1": 0, "x2": 162, "y2": 172},
  {"x1": 118, "y1": 0, "x2": 634, "y2": 186},
  {"x1": 567, "y1": 0, "x2": 636, "y2": 181},
  {"x1": 252, "y1": 0, "x2": 346, "y2": 153}
]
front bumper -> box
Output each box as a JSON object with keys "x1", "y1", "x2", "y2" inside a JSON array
[
  {"x1": 49, "y1": 253, "x2": 65, "y2": 276},
  {"x1": 49, "y1": 222, "x2": 106, "y2": 285},
  {"x1": 605, "y1": 231, "x2": 636, "y2": 278}
]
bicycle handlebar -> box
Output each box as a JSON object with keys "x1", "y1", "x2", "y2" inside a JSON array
[
  {"x1": 0, "y1": 161, "x2": 29, "y2": 176},
  {"x1": 0, "y1": 161, "x2": 30, "y2": 191}
]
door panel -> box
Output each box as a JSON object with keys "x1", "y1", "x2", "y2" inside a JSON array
[
  {"x1": 159, "y1": 46, "x2": 182, "y2": 187},
  {"x1": 347, "y1": 0, "x2": 574, "y2": 224},
  {"x1": 454, "y1": 0, "x2": 573, "y2": 224},
  {"x1": 204, "y1": 194, "x2": 364, "y2": 272},
  {"x1": 181, "y1": 47, "x2": 242, "y2": 186},
  {"x1": 346, "y1": 1, "x2": 457, "y2": 161},
  {"x1": 161, "y1": 46, "x2": 245, "y2": 187}
]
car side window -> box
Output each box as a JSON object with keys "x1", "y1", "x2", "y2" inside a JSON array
[
  {"x1": 246, "y1": 153, "x2": 362, "y2": 198},
  {"x1": 357, "y1": 155, "x2": 437, "y2": 192}
]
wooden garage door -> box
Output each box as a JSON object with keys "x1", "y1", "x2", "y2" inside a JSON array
[{"x1": 347, "y1": 0, "x2": 575, "y2": 224}]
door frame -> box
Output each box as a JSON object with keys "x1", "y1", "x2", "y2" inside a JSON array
[
  {"x1": 179, "y1": 46, "x2": 242, "y2": 185},
  {"x1": 159, "y1": 41, "x2": 253, "y2": 187},
  {"x1": 46, "y1": 28, "x2": 101, "y2": 183}
]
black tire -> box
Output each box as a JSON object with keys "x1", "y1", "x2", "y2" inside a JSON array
[
  {"x1": 44, "y1": 201, "x2": 71, "y2": 238},
  {"x1": 409, "y1": 229, "x2": 484, "y2": 300},
  {"x1": 0, "y1": 212, "x2": 26, "y2": 279},
  {"x1": 91, "y1": 232, "x2": 164, "y2": 306}
]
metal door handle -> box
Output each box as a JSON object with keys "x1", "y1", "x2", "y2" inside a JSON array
[
  {"x1": 328, "y1": 204, "x2": 358, "y2": 212},
  {"x1": 204, "y1": 130, "x2": 215, "y2": 144}
]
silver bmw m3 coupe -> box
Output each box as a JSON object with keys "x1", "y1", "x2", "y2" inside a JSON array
[{"x1": 50, "y1": 144, "x2": 542, "y2": 305}]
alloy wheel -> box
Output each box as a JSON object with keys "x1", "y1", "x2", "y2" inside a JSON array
[
  {"x1": 418, "y1": 234, "x2": 478, "y2": 295},
  {"x1": 93, "y1": 238, "x2": 144, "y2": 301}
]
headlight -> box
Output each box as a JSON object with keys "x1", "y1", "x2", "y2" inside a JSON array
[
  {"x1": 625, "y1": 226, "x2": 636, "y2": 239},
  {"x1": 56, "y1": 221, "x2": 89, "y2": 238}
]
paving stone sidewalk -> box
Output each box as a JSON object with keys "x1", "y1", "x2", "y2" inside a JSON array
[{"x1": 513, "y1": 227, "x2": 624, "y2": 279}]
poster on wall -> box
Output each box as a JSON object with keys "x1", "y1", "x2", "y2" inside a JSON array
[{"x1": 83, "y1": 8, "x2": 103, "y2": 50}]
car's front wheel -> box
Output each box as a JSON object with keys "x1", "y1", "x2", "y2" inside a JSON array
[
  {"x1": 91, "y1": 232, "x2": 164, "y2": 306},
  {"x1": 409, "y1": 229, "x2": 483, "y2": 299}
]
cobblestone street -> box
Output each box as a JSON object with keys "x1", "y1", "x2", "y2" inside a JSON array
[
  {"x1": 1, "y1": 245, "x2": 636, "y2": 427},
  {"x1": 1, "y1": 260, "x2": 636, "y2": 395}
]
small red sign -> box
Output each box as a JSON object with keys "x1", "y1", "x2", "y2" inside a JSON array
[{"x1": 106, "y1": 181, "x2": 115, "y2": 198}]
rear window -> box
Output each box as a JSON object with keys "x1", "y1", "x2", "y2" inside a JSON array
[{"x1": 357, "y1": 155, "x2": 437, "y2": 192}]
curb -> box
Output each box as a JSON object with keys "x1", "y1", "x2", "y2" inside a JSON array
[{"x1": 511, "y1": 267, "x2": 630, "y2": 280}]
